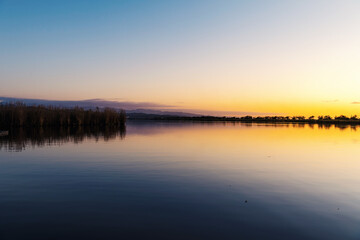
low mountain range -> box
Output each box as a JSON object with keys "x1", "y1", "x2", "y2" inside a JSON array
[{"x1": 0, "y1": 97, "x2": 200, "y2": 117}]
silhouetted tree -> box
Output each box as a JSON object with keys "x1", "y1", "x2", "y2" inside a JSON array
[{"x1": 335, "y1": 115, "x2": 349, "y2": 120}]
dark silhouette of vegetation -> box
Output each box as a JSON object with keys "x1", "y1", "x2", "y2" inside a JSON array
[
  {"x1": 128, "y1": 114, "x2": 360, "y2": 125},
  {"x1": 0, "y1": 103, "x2": 126, "y2": 128}
]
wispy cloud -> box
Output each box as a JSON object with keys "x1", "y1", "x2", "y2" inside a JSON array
[
  {"x1": 84, "y1": 99, "x2": 175, "y2": 109},
  {"x1": 351, "y1": 102, "x2": 360, "y2": 104},
  {"x1": 322, "y1": 99, "x2": 339, "y2": 103}
]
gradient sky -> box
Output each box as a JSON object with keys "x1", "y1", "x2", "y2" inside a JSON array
[{"x1": 1, "y1": 0, "x2": 360, "y2": 116}]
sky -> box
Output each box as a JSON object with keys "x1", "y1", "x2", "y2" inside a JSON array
[{"x1": 1, "y1": 0, "x2": 360, "y2": 116}]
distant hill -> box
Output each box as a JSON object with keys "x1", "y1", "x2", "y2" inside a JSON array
[
  {"x1": 0, "y1": 97, "x2": 200, "y2": 118},
  {"x1": 126, "y1": 109, "x2": 200, "y2": 117}
]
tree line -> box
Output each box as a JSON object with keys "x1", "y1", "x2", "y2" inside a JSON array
[
  {"x1": 0, "y1": 103, "x2": 126, "y2": 128},
  {"x1": 133, "y1": 114, "x2": 360, "y2": 123},
  {"x1": 239, "y1": 115, "x2": 359, "y2": 121}
]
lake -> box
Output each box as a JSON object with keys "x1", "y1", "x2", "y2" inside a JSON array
[{"x1": 1, "y1": 121, "x2": 360, "y2": 239}]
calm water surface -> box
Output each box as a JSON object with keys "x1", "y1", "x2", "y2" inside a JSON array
[{"x1": 1, "y1": 121, "x2": 360, "y2": 239}]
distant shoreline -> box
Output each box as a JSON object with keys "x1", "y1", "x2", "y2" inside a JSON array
[
  {"x1": 2, "y1": 102, "x2": 360, "y2": 128},
  {"x1": 127, "y1": 116, "x2": 360, "y2": 125}
]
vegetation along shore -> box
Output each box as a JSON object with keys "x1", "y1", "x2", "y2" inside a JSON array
[
  {"x1": 0, "y1": 103, "x2": 126, "y2": 128},
  {"x1": 2, "y1": 103, "x2": 360, "y2": 128},
  {"x1": 128, "y1": 114, "x2": 360, "y2": 125}
]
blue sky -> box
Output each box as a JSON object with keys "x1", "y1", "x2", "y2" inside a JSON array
[{"x1": 1, "y1": 0, "x2": 360, "y2": 115}]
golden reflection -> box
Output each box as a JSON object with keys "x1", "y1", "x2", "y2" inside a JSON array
[{"x1": 111, "y1": 122, "x2": 360, "y2": 214}]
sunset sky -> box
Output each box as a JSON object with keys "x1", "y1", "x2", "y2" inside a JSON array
[{"x1": 1, "y1": 0, "x2": 360, "y2": 116}]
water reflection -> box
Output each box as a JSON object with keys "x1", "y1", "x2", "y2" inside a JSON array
[
  {"x1": 2, "y1": 121, "x2": 360, "y2": 152},
  {"x1": 1, "y1": 121, "x2": 360, "y2": 239},
  {"x1": 0, "y1": 125, "x2": 126, "y2": 152}
]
